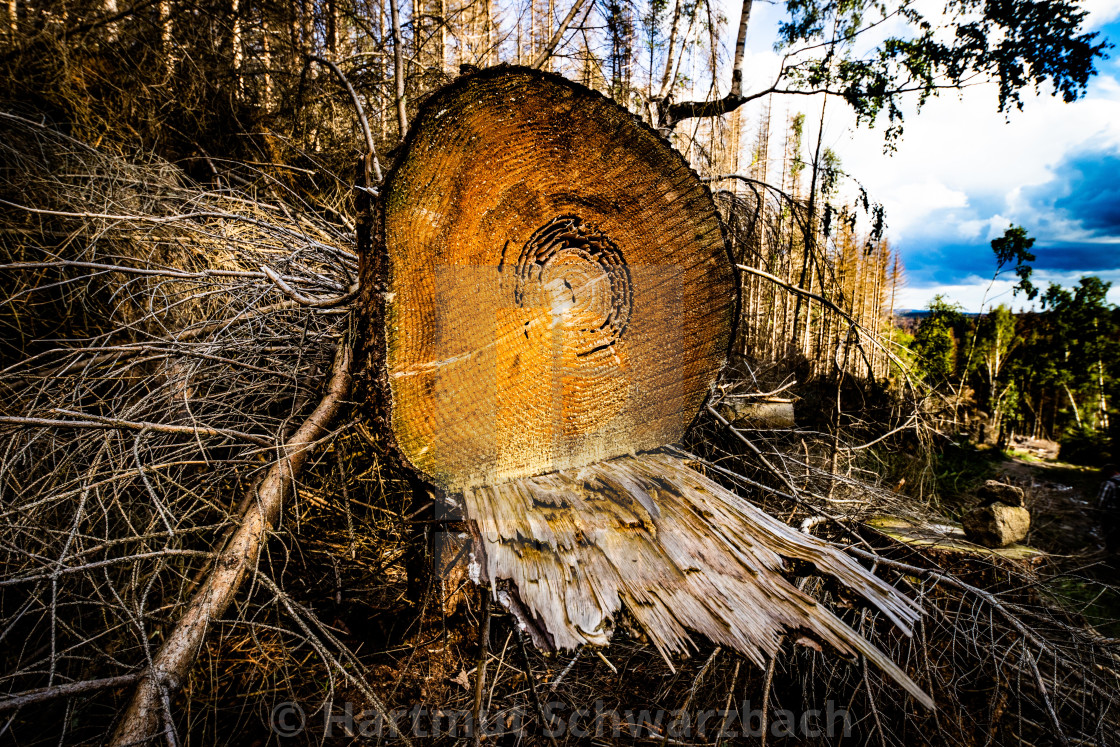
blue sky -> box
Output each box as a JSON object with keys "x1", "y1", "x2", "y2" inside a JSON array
[{"x1": 723, "y1": 0, "x2": 1120, "y2": 311}]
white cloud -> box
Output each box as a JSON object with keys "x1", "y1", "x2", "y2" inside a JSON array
[
  {"x1": 877, "y1": 181, "x2": 969, "y2": 239},
  {"x1": 899, "y1": 269, "x2": 1120, "y2": 312},
  {"x1": 953, "y1": 215, "x2": 1015, "y2": 242},
  {"x1": 984, "y1": 216, "x2": 1014, "y2": 241},
  {"x1": 833, "y1": 73, "x2": 1120, "y2": 220},
  {"x1": 729, "y1": 2, "x2": 1120, "y2": 237},
  {"x1": 718, "y1": 0, "x2": 1120, "y2": 311},
  {"x1": 1084, "y1": 0, "x2": 1120, "y2": 28},
  {"x1": 723, "y1": 66, "x2": 1120, "y2": 251}
]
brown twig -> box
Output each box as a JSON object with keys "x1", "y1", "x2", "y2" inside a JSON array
[
  {"x1": 516, "y1": 632, "x2": 561, "y2": 747},
  {"x1": 471, "y1": 589, "x2": 492, "y2": 747},
  {"x1": 663, "y1": 647, "x2": 721, "y2": 747},
  {"x1": 759, "y1": 649, "x2": 777, "y2": 747},
  {"x1": 0, "y1": 412, "x2": 273, "y2": 447},
  {"x1": 261, "y1": 265, "x2": 357, "y2": 307}
]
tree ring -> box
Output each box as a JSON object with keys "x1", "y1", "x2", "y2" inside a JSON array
[{"x1": 513, "y1": 215, "x2": 632, "y2": 358}]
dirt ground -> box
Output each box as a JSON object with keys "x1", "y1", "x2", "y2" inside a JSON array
[
  {"x1": 999, "y1": 438, "x2": 1101, "y2": 555},
  {"x1": 993, "y1": 439, "x2": 1120, "y2": 636}
]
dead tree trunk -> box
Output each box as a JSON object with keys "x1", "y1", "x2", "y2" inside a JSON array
[{"x1": 363, "y1": 66, "x2": 932, "y2": 707}]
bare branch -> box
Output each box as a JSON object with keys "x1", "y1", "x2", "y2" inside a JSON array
[
  {"x1": 0, "y1": 673, "x2": 145, "y2": 713},
  {"x1": 531, "y1": 0, "x2": 593, "y2": 70},
  {"x1": 0, "y1": 412, "x2": 274, "y2": 447},
  {"x1": 261, "y1": 266, "x2": 357, "y2": 307},
  {"x1": 307, "y1": 55, "x2": 382, "y2": 185},
  {"x1": 110, "y1": 335, "x2": 353, "y2": 745}
]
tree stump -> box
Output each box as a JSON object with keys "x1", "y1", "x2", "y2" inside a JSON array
[
  {"x1": 380, "y1": 66, "x2": 734, "y2": 489},
  {"x1": 367, "y1": 66, "x2": 932, "y2": 708}
]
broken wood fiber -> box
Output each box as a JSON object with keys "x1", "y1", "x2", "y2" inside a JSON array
[{"x1": 465, "y1": 452, "x2": 933, "y2": 708}]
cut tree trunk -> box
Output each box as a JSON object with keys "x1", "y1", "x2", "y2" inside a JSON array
[
  {"x1": 377, "y1": 66, "x2": 735, "y2": 491},
  {"x1": 363, "y1": 66, "x2": 932, "y2": 709}
]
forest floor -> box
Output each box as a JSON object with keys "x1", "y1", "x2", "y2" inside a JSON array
[
  {"x1": 992, "y1": 441, "x2": 1120, "y2": 638},
  {"x1": 1000, "y1": 440, "x2": 1100, "y2": 556}
]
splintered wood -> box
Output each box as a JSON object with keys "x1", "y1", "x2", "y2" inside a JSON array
[
  {"x1": 465, "y1": 451, "x2": 934, "y2": 708},
  {"x1": 382, "y1": 67, "x2": 734, "y2": 491}
]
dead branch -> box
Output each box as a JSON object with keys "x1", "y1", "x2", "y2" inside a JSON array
[
  {"x1": 109, "y1": 334, "x2": 353, "y2": 746},
  {"x1": 306, "y1": 55, "x2": 383, "y2": 186},
  {"x1": 471, "y1": 590, "x2": 492, "y2": 746},
  {"x1": 0, "y1": 673, "x2": 145, "y2": 713},
  {"x1": 516, "y1": 632, "x2": 560, "y2": 747},
  {"x1": 845, "y1": 548, "x2": 1116, "y2": 703},
  {"x1": 0, "y1": 550, "x2": 214, "y2": 587},
  {"x1": 261, "y1": 265, "x2": 358, "y2": 307},
  {"x1": 734, "y1": 262, "x2": 916, "y2": 386},
  {"x1": 530, "y1": 0, "x2": 593, "y2": 70},
  {"x1": 252, "y1": 571, "x2": 404, "y2": 743},
  {"x1": 0, "y1": 413, "x2": 274, "y2": 447}
]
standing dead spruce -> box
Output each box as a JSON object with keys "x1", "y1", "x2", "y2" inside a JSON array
[{"x1": 371, "y1": 66, "x2": 933, "y2": 707}]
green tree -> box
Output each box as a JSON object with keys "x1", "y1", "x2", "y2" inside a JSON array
[
  {"x1": 1040, "y1": 276, "x2": 1117, "y2": 432},
  {"x1": 1002, "y1": 309, "x2": 1054, "y2": 439},
  {"x1": 990, "y1": 225, "x2": 1038, "y2": 300},
  {"x1": 953, "y1": 225, "x2": 1038, "y2": 427},
  {"x1": 968, "y1": 304, "x2": 1020, "y2": 443},
  {"x1": 659, "y1": 0, "x2": 1110, "y2": 143},
  {"x1": 912, "y1": 295, "x2": 964, "y2": 385}
]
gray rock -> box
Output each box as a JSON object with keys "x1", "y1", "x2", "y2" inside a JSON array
[
  {"x1": 962, "y1": 503, "x2": 1031, "y2": 548},
  {"x1": 977, "y1": 480, "x2": 1026, "y2": 507}
]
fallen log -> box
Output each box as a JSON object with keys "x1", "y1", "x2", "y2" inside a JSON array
[{"x1": 371, "y1": 66, "x2": 933, "y2": 708}]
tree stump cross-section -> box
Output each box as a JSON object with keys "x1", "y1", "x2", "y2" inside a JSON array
[
  {"x1": 382, "y1": 66, "x2": 735, "y2": 491},
  {"x1": 377, "y1": 66, "x2": 932, "y2": 709}
]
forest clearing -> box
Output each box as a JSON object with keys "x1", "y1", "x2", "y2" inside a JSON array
[{"x1": 0, "y1": 0, "x2": 1118, "y2": 744}]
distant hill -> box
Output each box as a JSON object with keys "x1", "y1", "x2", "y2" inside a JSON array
[{"x1": 894, "y1": 309, "x2": 980, "y2": 332}]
